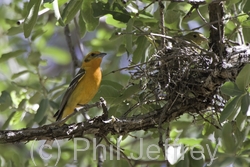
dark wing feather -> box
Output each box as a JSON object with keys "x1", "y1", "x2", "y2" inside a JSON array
[{"x1": 54, "y1": 68, "x2": 86, "y2": 121}]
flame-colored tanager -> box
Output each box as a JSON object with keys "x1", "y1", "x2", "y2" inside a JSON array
[
  {"x1": 54, "y1": 51, "x2": 106, "y2": 122},
  {"x1": 181, "y1": 32, "x2": 208, "y2": 45}
]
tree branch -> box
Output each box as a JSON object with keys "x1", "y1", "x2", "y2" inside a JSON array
[{"x1": 0, "y1": 44, "x2": 249, "y2": 144}]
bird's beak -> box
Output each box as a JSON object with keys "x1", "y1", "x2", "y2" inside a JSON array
[
  {"x1": 96, "y1": 52, "x2": 107, "y2": 58},
  {"x1": 199, "y1": 34, "x2": 209, "y2": 42}
]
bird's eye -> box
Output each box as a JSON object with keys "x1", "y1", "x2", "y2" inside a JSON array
[
  {"x1": 193, "y1": 34, "x2": 197, "y2": 38},
  {"x1": 91, "y1": 53, "x2": 95, "y2": 56}
]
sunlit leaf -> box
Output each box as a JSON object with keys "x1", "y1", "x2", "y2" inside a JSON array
[
  {"x1": 105, "y1": 14, "x2": 126, "y2": 28},
  {"x1": 10, "y1": 111, "x2": 23, "y2": 125},
  {"x1": 92, "y1": 2, "x2": 130, "y2": 23}
]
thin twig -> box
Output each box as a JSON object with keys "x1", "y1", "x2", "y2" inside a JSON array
[
  {"x1": 97, "y1": 136, "x2": 104, "y2": 167},
  {"x1": 64, "y1": 25, "x2": 78, "y2": 76},
  {"x1": 183, "y1": 5, "x2": 196, "y2": 19},
  {"x1": 103, "y1": 61, "x2": 151, "y2": 76},
  {"x1": 198, "y1": 111, "x2": 221, "y2": 129},
  {"x1": 103, "y1": 136, "x2": 133, "y2": 167}
]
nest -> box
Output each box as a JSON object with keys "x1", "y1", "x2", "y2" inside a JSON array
[{"x1": 128, "y1": 40, "x2": 248, "y2": 118}]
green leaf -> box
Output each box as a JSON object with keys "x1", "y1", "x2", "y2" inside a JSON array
[
  {"x1": 105, "y1": 14, "x2": 126, "y2": 28},
  {"x1": 94, "y1": 85, "x2": 120, "y2": 104},
  {"x1": 220, "y1": 96, "x2": 241, "y2": 122},
  {"x1": 221, "y1": 81, "x2": 244, "y2": 96},
  {"x1": 189, "y1": 148, "x2": 205, "y2": 167},
  {"x1": 11, "y1": 70, "x2": 31, "y2": 80},
  {"x1": 78, "y1": 11, "x2": 87, "y2": 37},
  {"x1": 236, "y1": 111, "x2": 246, "y2": 131},
  {"x1": 202, "y1": 119, "x2": 216, "y2": 136},
  {"x1": 31, "y1": 29, "x2": 46, "y2": 41},
  {"x1": 237, "y1": 14, "x2": 248, "y2": 24},
  {"x1": 28, "y1": 51, "x2": 41, "y2": 66},
  {"x1": 234, "y1": 126, "x2": 245, "y2": 148},
  {"x1": 92, "y1": 2, "x2": 131, "y2": 23},
  {"x1": 243, "y1": 0, "x2": 250, "y2": 13},
  {"x1": 51, "y1": 0, "x2": 64, "y2": 26},
  {"x1": 176, "y1": 153, "x2": 189, "y2": 167},
  {"x1": 81, "y1": 1, "x2": 99, "y2": 31},
  {"x1": 165, "y1": 10, "x2": 182, "y2": 29},
  {"x1": 235, "y1": 64, "x2": 250, "y2": 91},
  {"x1": 101, "y1": 80, "x2": 123, "y2": 90},
  {"x1": 241, "y1": 93, "x2": 249, "y2": 115},
  {"x1": 226, "y1": 0, "x2": 241, "y2": 7},
  {"x1": 61, "y1": 0, "x2": 82, "y2": 24},
  {"x1": 0, "y1": 91, "x2": 12, "y2": 111},
  {"x1": 7, "y1": 27, "x2": 24, "y2": 36},
  {"x1": 133, "y1": 36, "x2": 149, "y2": 63},
  {"x1": 242, "y1": 20, "x2": 250, "y2": 28},
  {"x1": 2, "y1": 112, "x2": 16, "y2": 130},
  {"x1": 34, "y1": 99, "x2": 49, "y2": 123},
  {"x1": 43, "y1": 46, "x2": 70, "y2": 64},
  {"x1": 221, "y1": 122, "x2": 236, "y2": 153},
  {"x1": 49, "y1": 100, "x2": 59, "y2": 110},
  {"x1": 39, "y1": 115, "x2": 48, "y2": 125},
  {"x1": 17, "y1": 99, "x2": 27, "y2": 110},
  {"x1": 113, "y1": 84, "x2": 140, "y2": 103},
  {"x1": 178, "y1": 138, "x2": 202, "y2": 146},
  {"x1": 23, "y1": 0, "x2": 42, "y2": 38},
  {"x1": 125, "y1": 18, "x2": 134, "y2": 54},
  {"x1": 29, "y1": 92, "x2": 42, "y2": 104},
  {"x1": 10, "y1": 111, "x2": 23, "y2": 125},
  {"x1": 0, "y1": 50, "x2": 26, "y2": 63}
]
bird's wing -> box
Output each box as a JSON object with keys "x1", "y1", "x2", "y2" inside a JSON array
[{"x1": 54, "y1": 68, "x2": 86, "y2": 121}]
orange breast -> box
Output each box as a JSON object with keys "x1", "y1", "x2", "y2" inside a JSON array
[{"x1": 61, "y1": 67, "x2": 102, "y2": 119}]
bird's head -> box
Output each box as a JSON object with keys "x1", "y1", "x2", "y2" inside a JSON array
[
  {"x1": 84, "y1": 51, "x2": 106, "y2": 62},
  {"x1": 82, "y1": 51, "x2": 106, "y2": 68},
  {"x1": 182, "y1": 32, "x2": 208, "y2": 45}
]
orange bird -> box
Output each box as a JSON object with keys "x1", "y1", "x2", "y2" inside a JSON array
[{"x1": 54, "y1": 51, "x2": 106, "y2": 122}]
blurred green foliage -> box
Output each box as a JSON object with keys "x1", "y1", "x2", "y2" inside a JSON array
[{"x1": 0, "y1": 0, "x2": 250, "y2": 166}]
